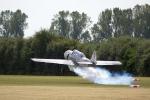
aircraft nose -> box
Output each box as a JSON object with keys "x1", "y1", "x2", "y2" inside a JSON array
[{"x1": 64, "y1": 50, "x2": 73, "y2": 59}]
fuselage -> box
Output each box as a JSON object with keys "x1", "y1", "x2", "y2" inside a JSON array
[
  {"x1": 64, "y1": 49, "x2": 92, "y2": 66},
  {"x1": 31, "y1": 49, "x2": 122, "y2": 69}
]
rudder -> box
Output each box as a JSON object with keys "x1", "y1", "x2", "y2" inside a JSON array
[{"x1": 91, "y1": 51, "x2": 97, "y2": 64}]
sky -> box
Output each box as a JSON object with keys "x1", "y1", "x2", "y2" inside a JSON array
[{"x1": 0, "y1": 0, "x2": 150, "y2": 37}]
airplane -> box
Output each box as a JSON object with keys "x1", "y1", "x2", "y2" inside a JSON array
[{"x1": 31, "y1": 49, "x2": 122, "y2": 70}]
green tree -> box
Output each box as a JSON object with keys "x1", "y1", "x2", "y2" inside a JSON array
[
  {"x1": 112, "y1": 8, "x2": 133, "y2": 37},
  {"x1": 50, "y1": 11, "x2": 91, "y2": 42},
  {"x1": 0, "y1": 10, "x2": 28, "y2": 38},
  {"x1": 112, "y1": 8, "x2": 123, "y2": 37},
  {"x1": 70, "y1": 11, "x2": 91, "y2": 41},
  {"x1": 133, "y1": 4, "x2": 150, "y2": 38},
  {"x1": 10, "y1": 10, "x2": 28, "y2": 38},
  {"x1": 81, "y1": 30, "x2": 91, "y2": 42},
  {"x1": 0, "y1": 10, "x2": 13, "y2": 37},
  {"x1": 50, "y1": 11, "x2": 70, "y2": 38},
  {"x1": 31, "y1": 30, "x2": 51, "y2": 57},
  {"x1": 143, "y1": 53, "x2": 150, "y2": 76},
  {"x1": 20, "y1": 38, "x2": 33, "y2": 74},
  {"x1": 92, "y1": 9, "x2": 112, "y2": 41},
  {"x1": 121, "y1": 9, "x2": 133, "y2": 36}
]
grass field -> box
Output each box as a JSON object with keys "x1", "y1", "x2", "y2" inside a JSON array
[{"x1": 0, "y1": 75, "x2": 150, "y2": 100}]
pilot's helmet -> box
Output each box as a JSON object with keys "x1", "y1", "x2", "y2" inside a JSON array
[{"x1": 64, "y1": 50, "x2": 73, "y2": 59}]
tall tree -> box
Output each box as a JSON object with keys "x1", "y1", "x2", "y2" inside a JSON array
[
  {"x1": 0, "y1": 10, "x2": 28, "y2": 38},
  {"x1": 133, "y1": 4, "x2": 150, "y2": 38},
  {"x1": 70, "y1": 11, "x2": 91, "y2": 41},
  {"x1": 0, "y1": 10, "x2": 13, "y2": 37},
  {"x1": 10, "y1": 10, "x2": 28, "y2": 38},
  {"x1": 92, "y1": 9, "x2": 112, "y2": 41},
  {"x1": 112, "y1": 8, "x2": 123, "y2": 37},
  {"x1": 50, "y1": 11, "x2": 91, "y2": 42},
  {"x1": 81, "y1": 30, "x2": 91, "y2": 42},
  {"x1": 121, "y1": 9, "x2": 133, "y2": 36},
  {"x1": 50, "y1": 11, "x2": 70, "y2": 38}
]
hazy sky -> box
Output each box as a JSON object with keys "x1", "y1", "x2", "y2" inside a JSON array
[{"x1": 0, "y1": 0, "x2": 150, "y2": 37}]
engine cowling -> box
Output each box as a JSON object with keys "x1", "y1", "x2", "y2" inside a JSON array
[{"x1": 64, "y1": 50, "x2": 73, "y2": 59}]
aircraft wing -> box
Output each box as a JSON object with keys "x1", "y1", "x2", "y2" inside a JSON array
[
  {"x1": 96, "y1": 61, "x2": 122, "y2": 65},
  {"x1": 31, "y1": 58, "x2": 74, "y2": 65},
  {"x1": 78, "y1": 61, "x2": 122, "y2": 65},
  {"x1": 31, "y1": 58, "x2": 122, "y2": 66}
]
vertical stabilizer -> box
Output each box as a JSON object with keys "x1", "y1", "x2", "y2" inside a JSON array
[{"x1": 91, "y1": 51, "x2": 97, "y2": 64}]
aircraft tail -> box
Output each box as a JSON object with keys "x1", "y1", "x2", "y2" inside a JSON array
[{"x1": 91, "y1": 51, "x2": 97, "y2": 64}]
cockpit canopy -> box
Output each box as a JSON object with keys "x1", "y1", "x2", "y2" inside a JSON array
[
  {"x1": 72, "y1": 49, "x2": 85, "y2": 58},
  {"x1": 64, "y1": 49, "x2": 85, "y2": 59}
]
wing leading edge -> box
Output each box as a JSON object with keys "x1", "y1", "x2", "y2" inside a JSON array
[
  {"x1": 31, "y1": 58, "x2": 122, "y2": 66},
  {"x1": 31, "y1": 58, "x2": 74, "y2": 65}
]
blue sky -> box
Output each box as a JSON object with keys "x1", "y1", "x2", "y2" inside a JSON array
[{"x1": 0, "y1": 0, "x2": 150, "y2": 37}]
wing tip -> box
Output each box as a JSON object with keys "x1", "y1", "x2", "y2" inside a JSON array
[
  {"x1": 31, "y1": 58, "x2": 39, "y2": 62},
  {"x1": 31, "y1": 58, "x2": 35, "y2": 61},
  {"x1": 118, "y1": 62, "x2": 122, "y2": 65}
]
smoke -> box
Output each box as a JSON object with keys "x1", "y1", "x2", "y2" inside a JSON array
[{"x1": 71, "y1": 66, "x2": 133, "y2": 85}]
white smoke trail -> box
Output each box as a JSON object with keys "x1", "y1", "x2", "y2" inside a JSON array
[{"x1": 72, "y1": 66, "x2": 133, "y2": 85}]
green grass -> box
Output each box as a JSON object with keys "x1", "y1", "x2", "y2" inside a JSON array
[
  {"x1": 138, "y1": 77, "x2": 150, "y2": 88},
  {"x1": 0, "y1": 75, "x2": 150, "y2": 100},
  {"x1": 0, "y1": 75, "x2": 150, "y2": 88},
  {"x1": 0, "y1": 75, "x2": 92, "y2": 86}
]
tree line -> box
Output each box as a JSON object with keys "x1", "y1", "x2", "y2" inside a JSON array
[
  {"x1": 0, "y1": 30, "x2": 150, "y2": 76},
  {"x1": 0, "y1": 4, "x2": 150, "y2": 41},
  {"x1": 0, "y1": 4, "x2": 150, "y2": 76},
  {"x1": 50, "y1": 4, "x2": 150, "y2": 42}
]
